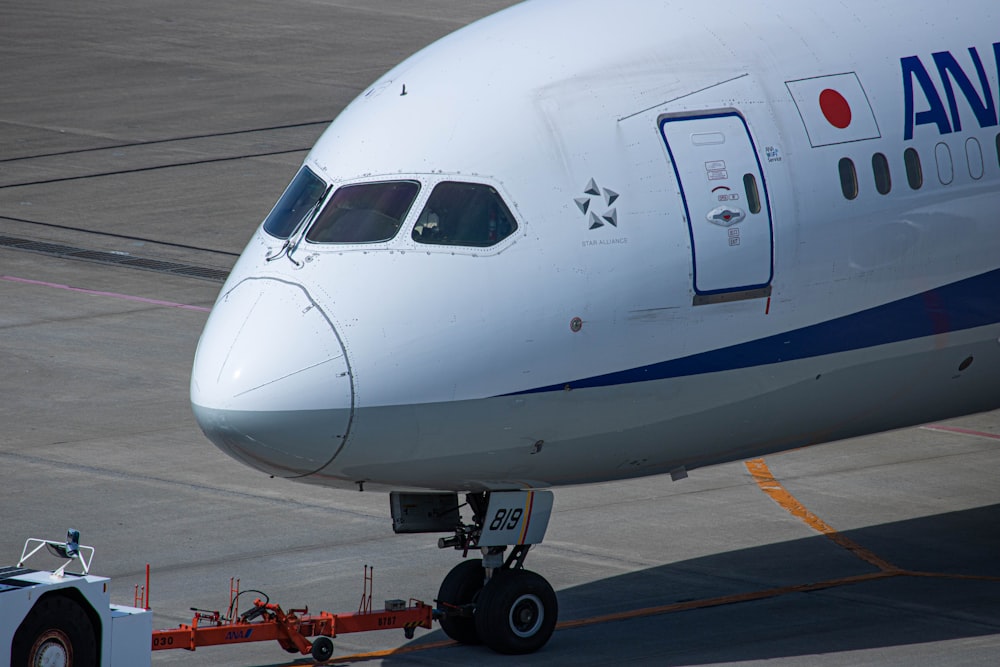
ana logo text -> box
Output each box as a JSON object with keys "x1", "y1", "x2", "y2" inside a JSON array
[{"x1": 903, "y1": 43, "x2": 1000, "y2": 140}]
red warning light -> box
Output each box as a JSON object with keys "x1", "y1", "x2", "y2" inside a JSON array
[{"x1": 819, "y1": 88, "x2": 852, "y2": 129}]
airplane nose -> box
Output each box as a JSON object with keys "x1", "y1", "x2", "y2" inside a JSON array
[{"x1": 190, "y1": 278, "x2": 353, "y2": 477}]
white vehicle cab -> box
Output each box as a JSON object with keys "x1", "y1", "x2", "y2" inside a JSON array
[{"x1": 1, "y1": 531, "x2": 152, "y2": 667}]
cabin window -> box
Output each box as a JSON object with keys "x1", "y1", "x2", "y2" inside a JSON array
[
  {"x1": 413, "y1": 182, "x2": 517, "y2": 247},
  {"x1": 838, "y1": 158, "x2": 858, "y2": 200},
  {"x1": 934, "y1": 142, "x2": 954, "y2": 185},
  {"x1": 904, "y1": 148, "x2": 923, "y2": 190},
  {"x1": 305, "y1": 181, "x2": 419, "y2": 244},
  {"x1": 966, "y1": 138, "x2": 984, "y2": 180},
  {"x1": 872, "y1": 153, "x2": 891, "y2": 195},
  {"x1": 742, "y1": 173, "x2": 761, "y2": 214},
  {"x1": 263, "y1": 167, "x2": 328, "y2": 239}
]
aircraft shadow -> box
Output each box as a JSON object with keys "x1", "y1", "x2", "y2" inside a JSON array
[{"x1": 383, "y1": 504, "x2": 1000, "y2": 665}]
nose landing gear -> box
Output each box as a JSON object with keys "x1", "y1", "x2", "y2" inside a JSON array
[{"x1": 390, "y1": 489, "x2": 557, "y2": 654}]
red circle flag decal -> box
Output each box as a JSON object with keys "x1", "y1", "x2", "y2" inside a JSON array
[
  {"x1": 819, "y1": 88, "x2": 852, "y2": 129},
  {"x1": 786, "y1": 73, "x2": 879, "y2": 146}
]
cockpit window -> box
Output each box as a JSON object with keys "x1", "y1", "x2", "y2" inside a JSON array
[
  {"x1": 305, "y1": 181, "x2": 419, "y2": 244},
  {"x1": 262, "y1": 167, "x2": 328, "y2": 239},
  {"x1": 412, "y1": 182, "x2": 517, "y2": 247}
]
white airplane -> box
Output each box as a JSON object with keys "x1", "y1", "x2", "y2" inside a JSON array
[{"x1": 190, "y1": 0, "x2": 1000, "y2": 654}]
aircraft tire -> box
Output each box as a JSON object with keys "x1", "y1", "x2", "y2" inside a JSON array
[
  {"x1": 10, "y1": 594, "x2": 97, "y2": 667},
  {"x1": 475, "y1": 569, "x2": 557, "y2": 654},
  {"x1": 436, "y1": 558, "x2": 485, "y2": 644}
]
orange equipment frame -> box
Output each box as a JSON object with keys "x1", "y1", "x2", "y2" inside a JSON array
[{"x1": 149, "y1": 566, "x2": 434, "y2": 660}]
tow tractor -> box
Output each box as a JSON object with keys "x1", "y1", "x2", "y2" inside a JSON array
[
  {"x1": 2, "y1": 530, "x2": 434, "y2": 665},
  {"x1": 1, "y1": 531, "x2": 151, "y2": 666}
]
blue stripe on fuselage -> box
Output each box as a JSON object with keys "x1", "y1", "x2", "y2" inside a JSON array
[{"x1": 513, "y1": 268, "x2": 1000, "y2": 395}]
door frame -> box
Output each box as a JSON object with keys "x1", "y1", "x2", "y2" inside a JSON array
[{"x1": 659, "y1": 111, "x2": 774, "y2": 298}]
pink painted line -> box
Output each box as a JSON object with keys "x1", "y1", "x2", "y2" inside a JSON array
[
  {"x1": 921, "y1": 424, "x2": 1000, "y2": 441},
  {"x1": 1, "y1": 275, "x2": 211, "y2": 312}
]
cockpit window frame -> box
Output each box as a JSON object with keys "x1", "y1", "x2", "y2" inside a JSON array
[
  {"x1": 304, "y1": 179, "x2": 421, "y2": 245},
  {"x1": 403, "y1": 175, "x2": 524, "y2": 257},
  {"x1": 410, "y1": 180, "x2": 519, "y2": 250},
  {"x1": 295, "y1": 173, "x2": 524, "y2": 257},
  {"x1": 261, "y1": 165, "x2": 329, "y2": 240}
]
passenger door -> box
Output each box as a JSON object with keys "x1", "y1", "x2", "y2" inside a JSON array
[{"x1": 660, "y1": 113, "x2": 773, "y2": 301}]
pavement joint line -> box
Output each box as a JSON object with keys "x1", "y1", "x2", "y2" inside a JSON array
[
  {"x1": 0, "y1": 213, "x2": 238, "y2": 257},
  {"x1": 906, "y1": 570, "x2": 1000, "y2": 583},
  {"x1": 920, "y1": 424, "x2": 1000, "y2": 441},
  {"x1": 1, "y1": 275, "x2": 211, "y2": 312},
  {"x1": 0, "y1": 450, "x2": 384, "y2": 522},
  {"x1": 0, "y1": 148, "x2": 310, "y2": 189},
  {"x1": 0, "y1": 120, "x2": 331, "y2": 164}
]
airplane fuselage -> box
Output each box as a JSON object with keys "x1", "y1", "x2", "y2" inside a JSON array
[{"x1": 191, "y1": 0, "x2": 1000, "y2": 493}]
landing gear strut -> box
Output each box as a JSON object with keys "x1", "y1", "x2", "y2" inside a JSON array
[{"x1": 391, "y1": 489, "x2": 557, "y2": 654}]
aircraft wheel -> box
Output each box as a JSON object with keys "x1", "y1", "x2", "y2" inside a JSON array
[
  {"x1": 436, "y1": 558, "x2": 484, "y2": 644},
  {"x1": 311, "y1": 635, "x2": 334, "y2": 661},
  {"x1": 474, "y1": 569, "x2": 557, "y2": 654},
  {"x1": 11, "y1": 594, "x2": 97, "y2": 667}
]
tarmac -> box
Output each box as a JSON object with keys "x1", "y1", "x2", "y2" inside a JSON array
[{"x1": 2, "y1": 2, "x2": 999, "y2": 665}]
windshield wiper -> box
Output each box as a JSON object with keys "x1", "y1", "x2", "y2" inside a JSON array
[{"x1": 265, "y1": 183, "x2": 332, "y2": 265}]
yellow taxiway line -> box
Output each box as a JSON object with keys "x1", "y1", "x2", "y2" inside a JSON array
[
  {"x1": 282, "y1": 454, "x2": 999, "y2": 665},
  {"x1": 744, "y1": 458, "x2": 899, "y2": 572}
]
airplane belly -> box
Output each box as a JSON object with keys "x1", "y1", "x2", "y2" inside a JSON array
[{"x1": 190, "y1": 278, "x2": 354, "y2": 477}]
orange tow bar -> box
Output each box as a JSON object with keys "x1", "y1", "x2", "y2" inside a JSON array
[{"x1": 148, "y1": 566, "x2": 434, "y2": 662}]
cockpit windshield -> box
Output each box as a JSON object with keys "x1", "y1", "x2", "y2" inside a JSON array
[
  {"x1": 262, "y1": 167, "x2": 328, "y2": 239},
  {"x1": 305, "y1": 181, "x2": 420, "y2": 244},
  {"x1": 412, "y1": 182, "x2": 517, "y2": 247}
]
